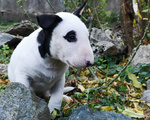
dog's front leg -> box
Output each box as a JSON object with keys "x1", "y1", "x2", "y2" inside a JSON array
[
  {"x1": 15, "y1": 75, "x2": 30, "y2": 88},
  {"x1": 48, "y1": 75, "x2": 65, "y2": 113}
]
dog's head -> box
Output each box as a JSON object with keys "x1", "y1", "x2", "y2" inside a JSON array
[{"x1": 37, "y1": 0, "x2": 94, "y2": 68}]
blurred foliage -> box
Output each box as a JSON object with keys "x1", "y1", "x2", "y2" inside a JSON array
[
  {"x1": 63, "y1": 0, "x2": 120, "y2": 29},
  {"x1": 0, "y1": 20, "x2": 20, "y2": 30}
]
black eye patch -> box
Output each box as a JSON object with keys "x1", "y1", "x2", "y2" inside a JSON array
[{"x1": 63, "y1": 30, "x2": 77, "y2": 42}]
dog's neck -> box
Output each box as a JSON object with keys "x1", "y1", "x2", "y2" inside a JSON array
[{"x1": 38, "y1": 54, "x2": 68, "y2": 71}]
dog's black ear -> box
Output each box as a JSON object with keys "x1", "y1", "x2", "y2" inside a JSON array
[
  {"x1": 73, "y1": 0, "x2": 87, "y2": 17},
  {"x1": 37, "y1": 14, "x2": 62, "y2": 31}
]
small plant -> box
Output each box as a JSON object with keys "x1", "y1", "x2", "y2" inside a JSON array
[
  {"x1": 94, "y1": 57, "x2": 107, "y2": 68},
  {"x1": 0, "y1": 45, "x2": 13, "y2": 64},
  {"x1": 0, "y1": 20, "x2": 20, "y2": 30},
  {"x1": 0, "y1": 85, "x2": 7, "y2": 93}
]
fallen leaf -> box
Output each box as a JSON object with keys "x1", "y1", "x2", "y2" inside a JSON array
[
  {"x1": 52, "y1": 109, "x2": 57, "y2": 120},
  {"x1": 122, "y1": 107, "x2": 145, "y2": 118},
  {"x1": 91, "y1": 99, "x2": 99, "y2": 104},
  {"x1": 137, "y1": 10, "x2": 142, "y2": 19},
  {"x1": 63, "y1": 104, "x2": 70, "y2": 113},
  {"x1": 129, "y1": 92, "x2": 141, "y2": 98},
  {"x1": 77, "y1": 84, "x2": 85, "y2": 92},
  {"x1": 127, "y1": 71, "x2": 142, "y2": 91},
  {"x1": 81, "y1": 99, "x2": 88, "y2": 105},
  {"x1": 101, "y1": 106, "x2": 112, "y2": 111}
]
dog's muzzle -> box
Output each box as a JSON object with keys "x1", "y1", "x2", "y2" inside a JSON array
[{"x1": 86, "y1": 61, "x2": 93, "y2": 67}]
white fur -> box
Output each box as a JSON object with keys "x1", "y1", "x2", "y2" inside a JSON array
[{"x1": 8, "y1": 12, "x2": 94, "y2": 112}]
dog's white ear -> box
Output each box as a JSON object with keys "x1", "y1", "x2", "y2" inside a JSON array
[
  {"x1": 73, "y1": 0, "x2": 88, "y2": 17},
  {"x1": 37, "y1": 15, "x2": 62, "y2": 31}
]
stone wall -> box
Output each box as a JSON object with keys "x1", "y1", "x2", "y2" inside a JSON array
[
  {"x1": 0, "y1": 0, "x2": 121, "y2": 21},
  {"x1": 0, "y1": 0, "x2": 63, "y2": 21}
]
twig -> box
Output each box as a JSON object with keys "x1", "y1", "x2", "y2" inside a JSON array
[
  {"x1": 45, "y1": 0, "x2": 56, "y2": 13},
  {"x1": 87, "y1": 15, "x2": 98, "y2": 79},
  {"x1": 76, "y1": 69, "x2": 81, "y2": 77},
  {"x1": 94, "y1": 8, "x2": 102, "y2": 30},
  {"x1": 19, "y1": 2, "x2": 35, "y2": 30},
  {"x1": 59, "y1": 0, "x2": 65, "y2": 11},
  {"x1": 97, "y1": 66, "x2": 107, "y2": 74},
  {"x1": 103, "y1": 20, "x2": 150, "y2": 88},
  {"x1": 71, "y1": 0, "x2": 77, "y2": 8},
  {"x1": 88, "y1": 67, "x2": 98, "y2": 79}
]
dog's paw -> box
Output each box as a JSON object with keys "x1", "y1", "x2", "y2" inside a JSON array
[
  {"x1": 48, "y1": 104, "x2": 61, "y2": 113},
  {"x1": 63, "y1": 95, "x2": 73, "y2": 102},
  {"x1": 63, "y1": 87, "x2": 75, "y2": 93}
]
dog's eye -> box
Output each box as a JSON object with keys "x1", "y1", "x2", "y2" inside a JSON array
[{"x1": 63, "y1": 30, "x2": 77, "y2": 42}]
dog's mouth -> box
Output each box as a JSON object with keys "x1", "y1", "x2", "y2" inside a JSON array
[
  {"x1": 67, "y1": 60, "x2": 75, "y2": 68},
  {"x1": 66, "y1": 60, "x2": 86, "y2": 68}
]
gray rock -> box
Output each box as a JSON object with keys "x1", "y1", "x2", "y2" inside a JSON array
[
  {"x1": 69, "y1": 105, "x2": 134, "y2": 120},
  {"x1": 0, "y1": 64, "x2": 8, "y2": 73},
  {"x1": 3, "y1": 20, "x2": 38, "y2": 37},
  {"x1": 0, "y1": 33, "x2": 22, "y2": 49},
  {"x1": 141, "y1": 90, "x2": 150, "y2": 103},
  {"x1": 90, "y1": 28, "x2": 126, "y2": 58},
  {"x1": 131, "y1": 45, "x2": 150, "y2": 65},
  {"x1": 0, "y1": 82, "x2": 51, "y2": 120},
  {"x1": 147, "y1": 79, "x2": 150, "y2": 90}
]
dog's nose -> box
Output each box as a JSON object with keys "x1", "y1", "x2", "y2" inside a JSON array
[{"x1": 86, "y1": 61, "x2": 92, "y2": 67}]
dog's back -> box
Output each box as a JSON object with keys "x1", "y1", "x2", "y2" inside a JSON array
[{"x1": 8, "y1": 28, "x2": 41, "y2": 82}]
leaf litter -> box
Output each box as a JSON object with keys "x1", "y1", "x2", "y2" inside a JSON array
[
  {"x1": 0, "y1": 59, "x2": 150, "y2": 120},
  {"x1": 63, "y1": 60, "x2": 150, "y2": 120}
]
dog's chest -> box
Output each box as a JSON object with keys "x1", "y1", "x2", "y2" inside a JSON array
[{"x1": 28, "y1": 60, "x2": 67, "y2": 91}]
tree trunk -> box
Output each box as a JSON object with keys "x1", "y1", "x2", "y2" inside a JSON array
[
  {"x1": 121, "y1": 0, "x2": 135, "y2": 55},
  {"x1": 134, "y1": 0, "x2": 149, "y2": 45}
]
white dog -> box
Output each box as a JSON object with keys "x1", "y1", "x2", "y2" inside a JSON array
[{"x1": 8, "y1": 1, "x2": 94, "y2": 112}]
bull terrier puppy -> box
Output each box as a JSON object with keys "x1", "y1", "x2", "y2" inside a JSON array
[{"x1": 8, "y1": 0, "x2": 94, "y2": 112}]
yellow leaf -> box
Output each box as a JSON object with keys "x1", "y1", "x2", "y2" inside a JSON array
[
  {"x1": 135, "y1": 0, "x2": 137, "y2": 3},
  {"x1": 101, "y1": 106, "x2": 112, "y2": 111},
  {"x1": 122, "y1": 107, "x2": 145, "y2": 118},
  {"x1": 81, "y1": 99, "x2": 88, "y2": 105},
  {"x1": 133, "y1": 19, "x2": 137, "y2": 27},
  {"x1": 137, "y1": 10, "x2": 142, "y2": 19},
  {"x1": 78, "y1": 84, "x2": 85, "y2": 92},
  {"x1": 52, "y1": 109, "x2": 57, "y2": 120},
  {"x1": 117, "y1": 106, "x2": 122, "y2": 111},
  {"x1": 63, "y1": 104, "x2": 70, "y2": 113},
  {"x1": 130, "y1": 92, "x2": 141, "y2": 97},
  {"x1": 88, "y1": 8, "x2": 91, "y2": 13},
  {"x1": 127, "y1": 71, "x2": 142, "y2": 91},
  {"x1": 108, "y1": 88, "x2": 120, "y2": 96},
  {"x1": 143, "y1": 18, "x2": 148, "y2": 20},
  {"x1": 65, "y1": 99, "x2": 72, "y2": 104},
  {"x1": 128, "y1": 97, "x2": 144, "y2": 103},
  {"x1": 147, "y1": 103, "x2": 150, "y2": 107}
]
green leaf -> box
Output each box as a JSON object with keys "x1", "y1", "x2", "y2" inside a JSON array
[
  {"x1": 52, "y1": 109, "x2": 57, "y2": 119},
  {"x1": 108, "y1": 69, "x2": 116, "y2": 75},
  {"x1": 147, "y1": 33, "x2": 150, "y2": 38},
  {"x1": 94, "y1": 57, "x2": 99, "y2": 63},
  {"x1": 142, "y1": 9, "x2": 149, "y2": 13},
  {"x1": 65, "y1": 70, "x2": 69, "y2": 77},
  {"x1": 127, "y1": 71, "x2": 142, "y2": 91}
]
